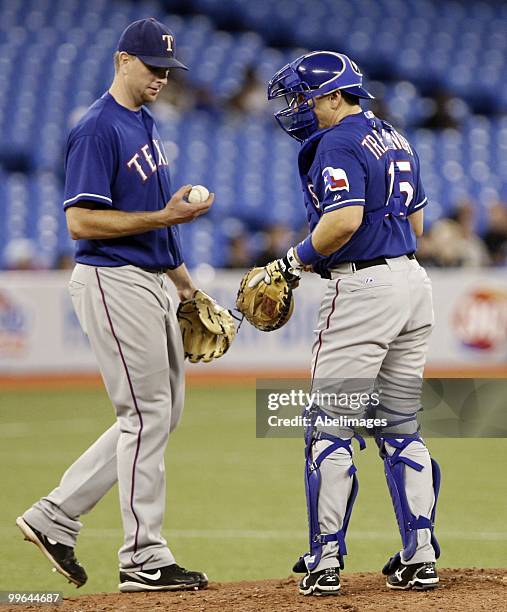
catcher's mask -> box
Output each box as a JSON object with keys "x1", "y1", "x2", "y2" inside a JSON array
[{"x1": 267, "y1": 51, "x2": 374, "y2": 142}]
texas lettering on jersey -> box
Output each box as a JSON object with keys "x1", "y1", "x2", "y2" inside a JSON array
[
  {"x1": 127, "y1": 139, "x2": 169, "y2": 182},
  {"x1": 62, "y1": 92, "x2": 183, "y2": 270}
]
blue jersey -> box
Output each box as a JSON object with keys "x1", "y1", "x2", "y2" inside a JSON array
[
  {"x1": 63, "y1": 92, "x2": 183, "y2": 269},
  {"x1": 298, "y1": 111, "x2": 427, "y2": 276}
]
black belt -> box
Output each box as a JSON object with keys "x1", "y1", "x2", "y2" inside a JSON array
[
  {"x1": 352, "y1": 253, "x2": 415, "y2": 271},
  {"x1": 140, "y1": 267, "x2": 167, "y2": 274}
]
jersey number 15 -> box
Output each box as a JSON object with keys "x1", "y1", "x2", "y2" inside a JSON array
[{"x1": 386, "y1": 160, "x2": 414, "y2": 209}]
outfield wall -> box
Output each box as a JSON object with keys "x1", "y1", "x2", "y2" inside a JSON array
[{"x1": 0, "y1": 269, "x2": 506, "y2": 375}]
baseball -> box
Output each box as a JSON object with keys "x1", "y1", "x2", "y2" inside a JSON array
[{"x1": 188, "y1": 185, "x2": 209, "y2": 203}]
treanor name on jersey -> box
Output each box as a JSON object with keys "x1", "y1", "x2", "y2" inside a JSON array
[
  {"x1": 127, "y1": 139, "x2": 169, "y2": 182},
  {"x1": 361, "y1": 128, "x2": 414, "y2": 160}
]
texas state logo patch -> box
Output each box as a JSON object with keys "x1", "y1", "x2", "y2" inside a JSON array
[{"x1": 322, "y1": 167, "x2": 350, "y2": 192}]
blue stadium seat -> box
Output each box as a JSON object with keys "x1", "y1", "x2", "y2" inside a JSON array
[{"x1": 0, "y1": 0, "x2": 505, "y2": 268}]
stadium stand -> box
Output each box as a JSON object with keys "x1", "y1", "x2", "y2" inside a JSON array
[{"x1": 0, "y1": 0, "x2": 506, "y2": 268}]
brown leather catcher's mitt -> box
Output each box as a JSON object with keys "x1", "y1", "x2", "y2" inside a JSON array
[{"x1": 236, "y1": 261, "x2": 295, "y2": 332}]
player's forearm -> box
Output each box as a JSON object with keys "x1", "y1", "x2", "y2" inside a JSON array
[
  {"x1": 66, "y1": 207, "x2": 167, "y2": 240},
  {"x1": 166, "y1": 264, "x2": 197, "y2": 301}
]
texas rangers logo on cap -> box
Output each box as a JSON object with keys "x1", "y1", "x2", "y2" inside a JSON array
[
  {"x1": 117, "y1": 18, "x2": 188, "y2": 70},
  {"x1": 322, "y1": 167, "x2": 350, "y2": 192}
]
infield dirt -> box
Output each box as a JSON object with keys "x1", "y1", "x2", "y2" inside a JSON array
[{"x1": 5, "y1": 568, "x2": 506, "y2": 612}]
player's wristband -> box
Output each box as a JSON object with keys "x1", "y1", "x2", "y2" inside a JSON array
[
  {"x1": 285, "y1": 246, "x2": 303, "y2": 272},
  {"x1": 296, "y1": 235, "x2": 325, "y2": 266}
]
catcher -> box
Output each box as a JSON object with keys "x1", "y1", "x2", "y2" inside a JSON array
[{"x1": 237, "y1": 51, "x2": 440, "y2": 596}]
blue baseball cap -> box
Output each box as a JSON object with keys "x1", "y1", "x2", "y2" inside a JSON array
[{"x1": 117, "y1": 18, "x2": 188, "y2": 70}]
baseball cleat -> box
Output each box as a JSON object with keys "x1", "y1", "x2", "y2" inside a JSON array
[
  {"x1": 16, "y1": 516, "x2": 87, "y2": 587},
  {"x1": 118, "y1": 563, "x2": 208, "y2": 592},
  {"x1": 386, "y1": 561, "x2": 439, "y2": 590},
  {"x1": 299, "y1": 567, "x2": 341, "y2": 596}
]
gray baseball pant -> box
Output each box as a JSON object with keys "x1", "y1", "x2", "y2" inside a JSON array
[
  {"x1": 23, "y1": 264, "x2": 185, "y2": 571},
  {"x1": 308, "y1": 255, "x2": 436, "y2": 571}
]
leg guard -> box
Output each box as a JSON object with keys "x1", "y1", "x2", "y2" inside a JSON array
[
  {"x1": 295, "y1": 407, "x2": 365, "y2": 572},
  {"x1": 378, "y1": 434, "x2": 440, "y2": 563}
]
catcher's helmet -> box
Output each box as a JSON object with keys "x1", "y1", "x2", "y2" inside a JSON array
[{"x1": 267, "y1": 51, "x2": 374, "y2": 142}]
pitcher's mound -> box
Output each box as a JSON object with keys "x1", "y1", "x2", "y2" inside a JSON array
[{"x1": 11, "y1": 568, "x2": 507, "y2": 612}]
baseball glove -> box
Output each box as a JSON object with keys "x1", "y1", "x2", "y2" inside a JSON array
[
  {"x1": 177, "y1": 290, "x2": 236, "y2": 363},
  {"x1": 236, "y1": 261, "x2": 295, "y2": 332}
]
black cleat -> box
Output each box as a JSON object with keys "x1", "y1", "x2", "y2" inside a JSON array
[
  {"x1": 16, "y1": 516, "x2": 87, "y2": 587},
  {"x1": 299, "y1": 567, "x2": 341, "y2": 596},
  {"x1": 386, "y1": 561, "x2": 439, "y2": 590},
  {"x1": 292, "y1": 556, "x2": 307, "y2": 573},
  {"x1": 119, "y1": 563, "x2": 208, "y2": 592}
]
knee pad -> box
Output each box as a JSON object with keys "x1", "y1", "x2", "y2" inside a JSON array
[
  {"x1": 368, "y1": 401, "x2": 419, "y2": 436},
  {"x1": 297, "y1": 414, "x2": 365, "y2": 572},
  {"x1": 378, "y1": 434, "x2": 440, "y2": 562}
]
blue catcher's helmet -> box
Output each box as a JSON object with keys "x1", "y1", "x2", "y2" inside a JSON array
[{"x1": 267, "y1": 51, "x2": 374, "y2": 142}]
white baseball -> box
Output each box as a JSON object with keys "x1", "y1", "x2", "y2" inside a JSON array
[{"x1": 188, "y1": 185, "x2": 210, "y2": 203}]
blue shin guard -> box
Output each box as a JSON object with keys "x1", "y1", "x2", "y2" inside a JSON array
[
  {"x1": 379, "y1": 435, "x2": 440, "y2": 564},
  {"x1": 294, "y1": 411, "x2": 365, "y2": 573}
]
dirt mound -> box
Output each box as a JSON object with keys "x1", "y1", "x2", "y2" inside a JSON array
[{"x1": 9, "y1": 568, "x2": 507, "y2": 612}]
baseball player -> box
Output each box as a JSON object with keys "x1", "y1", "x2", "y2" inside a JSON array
[
  {"x1": 263, "y1": 52, "x2": 440, "y2": 595},
  {"x1": 16, "y1": 18, "x2": 213, "y2": 593}
]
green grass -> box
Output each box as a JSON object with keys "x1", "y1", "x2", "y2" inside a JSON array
[{"x1": 0, "y1": 386, "x2": 505, "y2": 596}]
